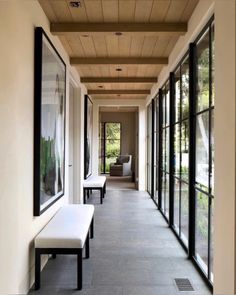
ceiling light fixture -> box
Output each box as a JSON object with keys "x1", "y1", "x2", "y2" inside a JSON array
[
  {"x1": 98, "y1": 85, "x2": 103, "y2": 88},
  {"x1": 81, "y1": 34, "x2": 89, "y2": 37},
  {"x1": 116, "y1": 68, "x2": 122, "y2": 72},
  {"x1": 69, "y1": 1, "x2": 81, "y2": 8},
  {"x1": 115, "y1": 32, "x2": 122, "y2": 36}
]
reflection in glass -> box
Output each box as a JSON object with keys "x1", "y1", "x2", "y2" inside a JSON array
[
  {"x1": 161, "y1": 172, "x2": 165, "y2": 211},
  {"x1": 181, "y1": 120, "x2": 189, "y2": 182},
  {"x1": 181, "y1": 182, "x2": 189, "y2": 246},
  {"x1": 162, "y1": 128, "x2": 166, "y2": 171},
  {"x1": 175, "y1": 69, "x2": 181, "y2": 122},
  {"x1": 195, "y1": 190, "x2": 209, "y2": 274},
  {"x1": 165, "y1": 173, "x2": 170, "y2": 219},
  {"x1": 173, "y1": 178, "x2": 180, "y2": 231},
  {"x1": 196, "y1": 112, "x2": 209, "y2": 189},
  {"x1": 182, "y1": 57, "x2": 189, "y2": 119},
  {"x1": 196, "y1": 30, "x2": 210, "y2": 112},
  {"x1": 165, "y1": 128, "x2": 170, "y2": 173},
  {"x1": 174, "y1": 124, "x2": 180, "y2": 177}
]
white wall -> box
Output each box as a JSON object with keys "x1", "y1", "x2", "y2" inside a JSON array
[
  {"x1": 0, "y1": 1, "x2": 86, "y2": 294},
  {"x1": 92, "y1": 99, "x2": 146, "y2": 191}
]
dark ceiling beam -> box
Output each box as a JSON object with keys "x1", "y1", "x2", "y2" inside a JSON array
[
  {"x1": 51, "y1": 22, "x2": 187, "y2": 35},
  {"x1": 71, "y1": 57, "x2": 168, "y2": 65},
  {"x1": 81, "y1": 77, "x2": 157, "y2": 83},
  {"x1": 87, "y1": 90, "x2": 150, "y2": 95}
]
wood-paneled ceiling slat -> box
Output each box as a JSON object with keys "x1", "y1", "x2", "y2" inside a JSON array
[{"x1": 39, "y1": 0, "x2": 199, "y2": 99}]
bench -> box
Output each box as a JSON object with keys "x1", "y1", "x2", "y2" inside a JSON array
[
  {"x1": 83, "y1": 175, "x2": 106, "y2": 204},
  {"x1": 34, "y1": 204, "x2": 94, "y2": 290}
]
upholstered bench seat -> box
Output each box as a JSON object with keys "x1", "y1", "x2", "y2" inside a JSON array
[
  {"x1": 34, "y1": 204, "x2": 95, "y2": 291},
  {"x1": 83, "y1": 175, "x2": 106, "y2": 204}
]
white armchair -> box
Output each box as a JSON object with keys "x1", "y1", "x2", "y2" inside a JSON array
[{"x1": 110, "y1": 155, "x2": 132, "y2": 176}]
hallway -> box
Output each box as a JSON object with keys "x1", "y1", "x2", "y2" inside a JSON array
[{"x1": 30, "y1": 190, "x2": 211, "y2": 295}]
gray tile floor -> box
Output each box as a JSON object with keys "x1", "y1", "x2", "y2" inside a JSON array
[{"x1": 30, "y1": 190, "x2": 212, "y2": 295}]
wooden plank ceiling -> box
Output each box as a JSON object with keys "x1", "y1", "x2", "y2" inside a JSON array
[{"x1": 39, "y1": 0, "x2": 199, "y2": 100}]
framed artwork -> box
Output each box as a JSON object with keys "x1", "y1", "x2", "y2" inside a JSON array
[
  {"x1": 84, "y1": 95, "x2": 93, "y2": 179},
  {"x1": 34, "y1": 27, "x2": 66, "y2": 216}
]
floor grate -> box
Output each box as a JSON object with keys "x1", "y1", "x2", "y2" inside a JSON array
[{"x1": 174, "y1": 278, "x2": 195, "y2": 292}]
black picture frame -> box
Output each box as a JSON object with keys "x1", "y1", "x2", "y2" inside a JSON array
[
  {"x1": 34, "y1": 27, "x2": 66, "y2": 216},
  {"x1": 84, "y1": 95, "x2": 93, "y2": 179}
]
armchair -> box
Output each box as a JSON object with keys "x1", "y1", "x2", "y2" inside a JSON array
[{"x1": 110, "y1": 155, "x2": 132, "y2": 176}]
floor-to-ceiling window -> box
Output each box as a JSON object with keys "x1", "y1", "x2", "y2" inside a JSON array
[
  {"x1": 99, "y1": 122, "x2": 121, "y2": 174},
  {"x1": 194, "y1": 19, "x2": 214, "y2": 283},
  {"x1": 160, "y1": 82, "x2": 170, "y2": 220},
  {"x1": 172, "y1": 55, "x2": 190, "y2": 248},
  {"x1": 147, "y1": 101, "x2": 154, "y2": 195},
  {"x1": 148, "y1": 16, "x2": 214, "y2": 286},
  {"x1": 154, "y1": 95, "x2": 160, "y2": 205}
]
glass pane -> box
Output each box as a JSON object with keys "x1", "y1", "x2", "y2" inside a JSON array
[
  {"x1": 105, "y1": 156, "x2": 117, "y2": 173},
  {"x1": 162, "y1": 128, "x2": 166, "y2": 170},
  {"x1": 165, "y1": 127, "x2": 170, "y2": 172},
  {"x1": 165, "y1": 174, "x2": 170, "y2": 219},
  {"x1": 162, "y1": 89, "x2": 166, "y2": 127},
  {"x1": 181, "y1": 119, "x2": 189, "y2": 182},
  {"x1": 174, "y1": 124, "x2": 181, "y2": 177},
  {"x1": 211, "y1": 110, "x2": 214, "y2": 194},
  {"x1": 182, "y1": 56, "x2": 189, "y2": 120},
  {"x1": 106, "y1": 123, "x2": 121, "y2": 139},
  {"x1": 161, "y1": 172, "x2": 165, "y2": 212},
  {"x1": 195, "y1": 190, "x2": 209, "y2": 274},
  {"x1": 100, "y1": 123, "x2": 105, "y2": 139},
  {"x1": 166, "y1": 83, "x2": 170, "y2": 126},
  {"x1": 174, "y1": 178, "x2": 180, "y2": 231},
  {"x1": 196, "y1": 30, "x2": 210, "y2": 112},
  {"x1": 196, "y1": 112, "x2": 209, "y2": 190},
  {"x1": 210, "y1": 197, "x2": 214, "y2": 282},
  {"x1": 211, "y1": 24, "x2": 215, "y2": 106},
  {"x1": 175, "y1": 68, "x2": 181, "y2": 122},
  {"x1": 181, "y1": 182, "x2": 189, "y2": 247},
  {"x1": 99, "y1": 157, "x2": 104, "y2": 174}
]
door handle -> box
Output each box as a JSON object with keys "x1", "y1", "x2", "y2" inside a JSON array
[{"x1": 69, "y1": 165, "x2": 72, "y2": 167}]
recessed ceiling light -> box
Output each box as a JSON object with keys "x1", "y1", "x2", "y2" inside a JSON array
[
  {"x1": 82, "y1": 34, "x2": 89, "y2": 38},
  {"x1": 115, "y1": 32, "x2": 122, "y2": 36},
  {"x1": 98, "y1": 85, "x2": 103, "y2": 88},
  {"x1": 116, "y1": 68, "x2": 122, "y2": 72},
  {"x1": 69, "y1": 1, "x2": 81, "y2": 8},
  {"x1": 117, "y1": 94, "x2": 121, "y2": 97}
]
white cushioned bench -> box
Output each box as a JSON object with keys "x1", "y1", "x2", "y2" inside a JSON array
[
  {"x1": 34, "y1": 204, "x2": 94, "y2": 290},
  {"x1": 83, "y1": 175, "x2": 106, "y2": 204}
]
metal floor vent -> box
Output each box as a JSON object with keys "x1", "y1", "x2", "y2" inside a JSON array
[{"x1": 174, "y1": 278, "x2": 195, "y2": 292}]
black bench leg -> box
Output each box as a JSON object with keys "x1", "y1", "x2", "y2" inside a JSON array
[
  {"x1": 100, "y1": 188, "x2": 103, "y2": 204},
  {"x1": 85, "y1": 234, "x2": 90, "y2": 259},
  {"x1": 90, "y1": 217, "x2": 94, "y2": 239},
  {"x1": 35, "y1": 249, "x2": 41, "y2": 290},
  {"x1": 77, "y1": 250, "x2": 82, "y2": 290},
  {"x1": 104, "y1": 181, "x2": 106, "y2": 195},
  {"x1": 52, "y1": 254, "x2": 56, "y2": 259},
  {"x1": 83, "y1": 188, "x2": 86, "y2": 204}
]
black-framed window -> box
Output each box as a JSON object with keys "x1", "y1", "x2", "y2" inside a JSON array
[
  {"x1": 172, "y1": 54, "x2": 190, "y2": 248},
  {"x1": 147, "y1": 101, "x2": 154, "y2": 196},
  {"x1": 160, "y1": 82, "x2": 170, "y2": 220},
  {"x1": 148, "y1": 16, "x2": 214, "y2": 286},
  {"x1": 194, "y1": 20, "x2": 214, "y2": 283},
  {"x1": 99, "y1": 122, "x2": 121, "y2": 174}
]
